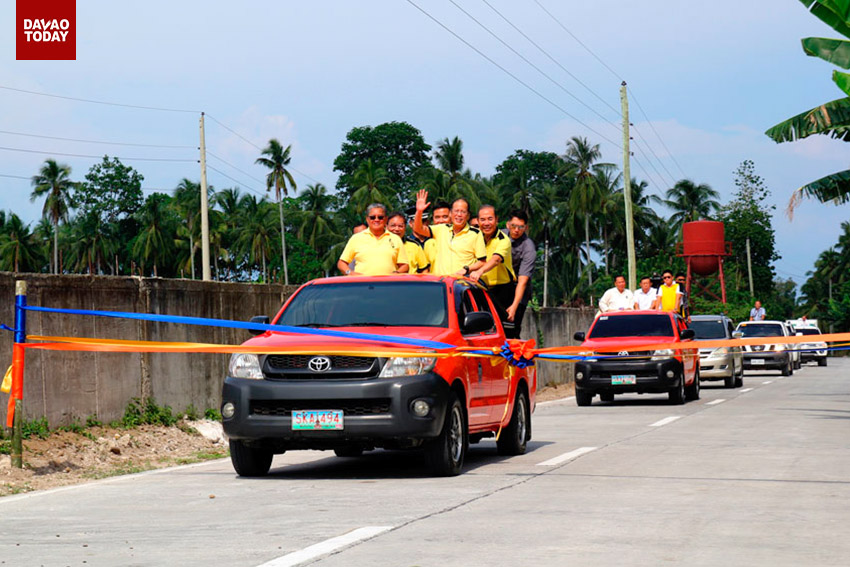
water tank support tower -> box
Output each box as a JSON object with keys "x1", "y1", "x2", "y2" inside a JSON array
[{"x1": 675, "y1": 220, "x2": 732, "y2": 305}]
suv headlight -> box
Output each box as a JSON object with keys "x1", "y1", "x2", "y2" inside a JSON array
[
  {"x1": 651, "y1": 349, "x2": 675, "y2": 361},
  {"x1": 229, "y1": 353, "x2": 263, "y2": 379},
  {"x1": 773, "y1": 345, "x2": 785, "y2": 352},
  {"x1": 709, "y1": 347, "x2": 729, "y2": 357},
  {"x1": 379, "y1": 356, "x2": 436, "y2": 377}
]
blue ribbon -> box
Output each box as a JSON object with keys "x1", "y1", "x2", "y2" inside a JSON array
[
  {"x1": 498, "y1": 342, "x2": 535, "y2": 368},
  {"x1": 0, "y1": 324, "x2": 17, "y2": 333},
  {"x1": 21, "y1": 305, "x2": 455, "y2": 351}
]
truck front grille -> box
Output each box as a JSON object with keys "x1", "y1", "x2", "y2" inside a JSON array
[{"x1": 250, "y1": 398, "x2": 392, "y2": 417}]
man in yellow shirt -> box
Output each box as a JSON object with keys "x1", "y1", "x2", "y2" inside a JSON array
[
  {"x1": 474, "y1": 205, "x2": 516, "y2": 312},
  {"x1": 423, "y1": 200, "x2": 449, "y2": 271},
  {"x1": 337, "y1": 204, "x2": 409, "y2": 276},
  {"x1": 413, "y1": 190, "x2": 486, "y2": 277},
  {"x1": 387, "y1": 211, "x2": 429, "y2": 273},
  {"x1": 658, "y1": 270, "x2": 682, "y2": 312}
]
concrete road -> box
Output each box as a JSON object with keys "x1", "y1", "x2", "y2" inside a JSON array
[{"x1": 2, "y1": 358, "x2": 849, "y2": 567}]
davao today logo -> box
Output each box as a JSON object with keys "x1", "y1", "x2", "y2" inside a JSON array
[{"x1": 16, "y1": 0, "x2": 76, "y2": 60}]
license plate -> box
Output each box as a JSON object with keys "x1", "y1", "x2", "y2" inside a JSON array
[
  {"x1": 611, "y1": 374, "x2": 636, "y2": 385},
  {"x1": 751, "y1": 359, "x2": 765, "y2": 365},
  {"x1": 291, "y1": 410, "x2": 344, "y2": 430}
]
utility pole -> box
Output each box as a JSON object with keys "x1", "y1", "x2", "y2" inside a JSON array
[
  {"x1": 199, "y1": 112, "x2": 212, "y2": 281},
  {"x1": 620, "y1": 82, "x2": 636, "y2": 290},
  {"x1": 829, "y1": 278, "x2": 834, "y2": 334},
  {"x1": 746, "y1": 237, "x2": 754, "y2": 297},
  {"x1": 543, "y1": 235, "x2": 549, "y2": 308}
]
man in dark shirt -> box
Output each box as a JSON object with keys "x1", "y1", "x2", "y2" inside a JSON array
[{"x1": 502, "y1": 210, "x2": 535, "y2": 339}]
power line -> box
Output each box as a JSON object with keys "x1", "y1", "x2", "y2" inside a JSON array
[
  {"x1": 405, "y1": 0, "x2": 620, "y2": 149},
  {"x1": 206, "y1": 164, "x2": 266, "y2": 197},
  {"x1": 479, "y1": 0, "x2": 621, "y2": 119},
  {"x1": 631, "y1": 154, "x2": 665, "y2": 194},
  {"x1": 631, "y1": 124, "x2": 677, "y2": 186},
  {"x1": 630, "y1": 92, "x2": 688, "y2": 179},
  {"x1": 0, "y1": 84, "x2": 199, "y2": 114},
  {"x1": 0, "y1": 128, "x2": 195, "y2": 149},
  {"x1": 205, "y1": 113, "x2": 323, "y2": 185},
  {"x1": 447, "y1": 0, "x2": 621, "y2": 133},
  {"x1": 207, "y1": 151, "x2": 266, "y2": 184},
  {"x1": 631, "y1": 140, "x2": 672, "y2": 189},
  {"x1": 0, "y1": 145, "x2": 196, "y2": 162},
  {"x1": 0, "y1": 173, "x2": 31, "y2": 181}
]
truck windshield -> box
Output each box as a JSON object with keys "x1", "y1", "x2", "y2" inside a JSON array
[
  {"x1": 588, "y1": 314, "x2": 674, "y2": 338},
  {"x1": 796, "y1": 327, "x2": 821, "y2": 336},
  {"x1": 278, "y1": 281, "x2": 448, "y2": 328},
  {"x1": 689, "y1": 319, "x2": 727, "y2": 339},
  {"x1": 736, "y1": 324, "x2": 784, "y2": 337}
]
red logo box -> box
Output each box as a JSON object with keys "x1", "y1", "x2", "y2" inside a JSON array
[{"x1": 16, "y1": 0, "x2": 76, "y2": 61}]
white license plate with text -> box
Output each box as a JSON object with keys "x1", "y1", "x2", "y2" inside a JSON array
[{"x1": 291, "y1": 410, "x2": 344, "y2": 430}]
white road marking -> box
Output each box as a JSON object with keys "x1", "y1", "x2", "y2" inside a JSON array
[
  {"x1": 650, "y1": 416, "x2": 682, "y2": 427},
  {"x1": 740, "y1": 388, "x2": 753, "y2": 393},
  {"x1": 257, "y1": 526, "x2": 393, "y2": 567},
  {"x1": 537, "y1": 446, "x2": 598, "y2": 466},
  {"x1": 762, "y1": 381, "x2": 773, "y2": 385},
  {"x1": 706, "y1": 399, "x2": 725, "y2": 405},
  {"x1": 537, "y1": 396, "x2": 575, "y2": 407}
]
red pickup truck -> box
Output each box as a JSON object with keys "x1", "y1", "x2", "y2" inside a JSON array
[
  {"x1": 221, "y1": 275, "x2": 535, "y2": 477},
  {"x1": 572, "y1": 310, "x2": 699, "y2": 406}
]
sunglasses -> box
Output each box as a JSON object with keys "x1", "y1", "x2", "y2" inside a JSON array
[
  {"x1": 663, "y1": 275, "x2": 673, "y2": 280},
  {"x1": 368, "y1": 215, "x2": 385, "y2": 220},
  {"x1": 508, "y1": 224, "x2": 526, "y2": 230}
]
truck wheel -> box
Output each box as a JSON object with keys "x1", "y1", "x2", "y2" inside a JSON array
[
  {"x1": 782, "y1": 358, "x2": 791, "y2": 376},
  {"x1": 497, "y1": 389, "x2": 530, "y2": 456},
  {"x1": 599, "y1": 392, "x2": 614, "y2": 403},
  {"x1": 575, "y1": 390, "x2": 593, "y2": 407},
  {"x1": 794, "y1": 358, "x2": 801, "y2": 370},
  {"x1": 685, "y1": 368, "x2": 700, "y2": 401},
  {"x1": 229, "y1": 439, "x2": 274, "y2": 477},
  {"x1": 334, "y1": 447, "x2": 363, "y2": 458},
  {"x1": 669, "y1": 375, "x2": 685, "y2": 405},
  {"x1": 425, "y1": 392, "x2": 467, "y2": 476},
  {"x1": 819, "y1": 358, "x2": 827, "y2": 367}
]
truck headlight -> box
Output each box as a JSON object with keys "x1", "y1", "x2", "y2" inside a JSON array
[
  {"x1": 379, "y1": 356, "x2": 436, "y2": 377},
  {"x1": 229, "y1": 353, "x2": 263, "y2": 379},
  {"x1": 579, "y1": 351, "x2": 598, "y2": 362},
  {"x1": 774, "y1": 345, "x2": 785, "y2": 352},
  {"x1": 651, "y1": 349, "x2": 675, "y2": 361}
]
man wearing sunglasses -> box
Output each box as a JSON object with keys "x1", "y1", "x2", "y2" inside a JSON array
[
  {"x1": 413, "y1": 189, "x2": 486, "y2": 277},
  {"x1": 658, "y1": 269, "x2": 683, "y2": 313},
  {"x1": 337, "y1": 203, "x2": 409, "y2": 276}
]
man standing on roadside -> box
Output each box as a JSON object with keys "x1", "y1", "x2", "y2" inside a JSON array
[
  {"x1": 598, "y1": 274, "x2": 634, "y2": 313},
  {"x1": 750, "y1": 300, "x2": 766, "y2": 321},
  {"x1": 337, "y1": 204, "x2": 409, "y2": 276},
  {"x1": 503, "y1": 210, "x2": 535, "y2": 338},
  {"x1": 413, "y1": 190, "x2": 486, "y2": 277}
]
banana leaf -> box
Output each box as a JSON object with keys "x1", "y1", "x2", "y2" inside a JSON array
[
  {"x1": 787, "y1": 168, "x2": 850, "y2": 219},
  {"x1": 803, "y1": 37, "x2": 850, "y2": 67},
  {"x1": 834, "y1": 70, "x2": 850, "y2": 94},
  {"x1": 765, "y1": 96, "x2": 850, "y2": 142},
  {"x1": 802, "y1": 0, "x2": 850, "y2": 39}
]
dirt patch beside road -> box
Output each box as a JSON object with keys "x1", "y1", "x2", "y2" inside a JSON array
[{"x1": 0, "y1": 421, "x2": 228, "y2": 497}]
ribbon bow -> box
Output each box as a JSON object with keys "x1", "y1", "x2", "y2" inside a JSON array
[{"x1": 499, "y1": 339, "x2": 536, "y2": 368}]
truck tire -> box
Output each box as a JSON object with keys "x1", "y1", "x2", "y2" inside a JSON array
[
  {"x1": 575, "y1": 390, "x2": 593, "y2": 407},
  {"x1": 334, "y1": 447, "x2": 363, "y2": 458},
  {"x1": 685, "y1": 368, "x2": 700, "y2": 401},
  {"x1": 669, "y1": 375, "x2": 685, "y2": 405},
  {"x1": 425, "y1": 392, "x2": 467, "y2": 476},
  {"x1": 599, "y1": 392, "x2": 615, "y2": 402},
  {"x1": 229, "y1": 439, "x2": 274, "y2": 477},
  {"x1": 782, "y1": 358, "x2": 792, "y2": 376},
  {"x1": 497, "y1": 389, "x2": 530, "y2": 456},
  {"x1": 819, "y1": 358, "x2": 827, "y2": 367}
]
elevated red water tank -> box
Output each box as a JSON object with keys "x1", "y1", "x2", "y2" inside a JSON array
[{"x1": 680, "y1": 220, "x2": 730, "y2": 275}]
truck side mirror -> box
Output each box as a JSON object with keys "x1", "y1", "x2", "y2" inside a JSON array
[
  {"x1": 462, "y1": 311, "x2": 494, "y2": 335},
  {"x1": 732, "y1": 331, "x2": 743, "y2": 339},
  {"x1": 680, "y1": 329, "x2": 695, "y2": 340},
  {"x1": 573, "y1": 331, "x2": 586, "y2": 342},
  {"x1": 248, "y1": 315, "x2": 270, "y2": 336}
]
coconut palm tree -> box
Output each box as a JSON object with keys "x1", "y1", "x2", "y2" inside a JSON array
[
  {"x1": 0, "y1": 213, "x2": 40, "y2": 272},
  {"x1": 563, "y1": 136, "x2": 605, "y2": 293},
  {"x1": 297, "y1": 183, "x2": 338, "y2": 257},
  {"x1": 233, "y1": 194, "x2": 278, "y2": 282},
  {"x1": 132, "y1": 193, "x2": 177, "y2": 277},
  {"x1": 350, "y1": 159, "x2": 394, "y2": 214},
  {"x1": 30, "y1": 159, "x2": 76, "y2": 274},
  {"x1": 435, "y1": 137, "x2": 465, "y2": 186},
  {"x1": 659, "y1": 179, "x2": 720, "y2": 231},
  {"x1": 255, "y1": 139, "x2": 297, "y2": 285}
]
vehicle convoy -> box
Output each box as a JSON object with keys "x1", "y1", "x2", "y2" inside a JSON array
[
  {"x1": 221, "y1": 275, "x2": 535, "y2": 477},
  {"x1": 688, "y1": 314, "x2": 743, "y2": 388},
  {"x1": 735, "y1": 320, "x2": 794, "y2": 376},
  {"x1": 572, "y1": 311, "x2": 699, "y2": 406}
]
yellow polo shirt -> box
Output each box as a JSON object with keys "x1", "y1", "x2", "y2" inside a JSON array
[
  {"x1": 481, "y1": 231, "x2": 516, "y2": 287},
  {"x1": 425, "y1": 238, "x2": 437, "y2": 272},
  {"x1": 403, "y1": 238, "x2": 430, "y2": 273},
  {"x1": 429, "y1": 223, "x2": 486, "y2": 276},
  {"x1": 659, "y1": 283, "x2": 681, "y2": 312},
  {"x1": 339, "y1": 229, "x2": 409, "y2": 276}
]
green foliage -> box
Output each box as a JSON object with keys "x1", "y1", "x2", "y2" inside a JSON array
[
  {"x1": 204, "y1": 408, "x2": 222, "y2": 421},
  {"x1": 333, "y1": 122, "x2": 432, "y2": 204},
  {"x1": 86, "y1": 414, "x2": 102, "y2": 428},
  {"x1": 58, "y1": 419, "x2": 85, "y2": 434},
  {"x1": 121, "y1": 398, "x2": 177, "y2": 428},
  {"x1": 22, "y1": 416, "x2": 50, "y2": 439},
  {"x1": 286, "y1": 238, "x2": 323, "y2": 284},
  {"x1": 183, "y1": 404, "x2": 201, "y2": 421},
  {"x1": 76, "y1": 156, "x2": 144, "y2": 225}
]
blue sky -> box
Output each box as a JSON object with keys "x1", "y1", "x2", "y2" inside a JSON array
[{"x1": 2, "y1": 1, "x2": 849, "y2": 288}]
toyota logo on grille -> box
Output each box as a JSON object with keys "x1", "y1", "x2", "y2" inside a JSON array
[
  {"x1": 618, "y1": 351, "x2": 629, "y2": 357},
  {"x1": 308, "y1": 356, "x2": 332, "y2": 372}
]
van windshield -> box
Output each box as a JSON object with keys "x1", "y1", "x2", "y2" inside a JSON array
[
  {"x1": 689, "y1": 319, "x2": 727, "y2": 340},
  {"x1": 278, "y1": 281, "x2": 448, "y2": 328},
  {"x1": 736, "y1": 323, "x2": 784, "y2": 338},
  {"x1": 589, "y1": 314, "x2": 674, "y2": 338}
]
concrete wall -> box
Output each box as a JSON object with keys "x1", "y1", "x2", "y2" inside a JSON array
[
  {"x1": 521, "y1": 306, "x2": 597, "y2": 389},
  {"x1": 0, "y1": 273, "x2": 295, "y2": 427},
  {"x1": 0, "y1": 273, "x2": 595, "y2": 426}
]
